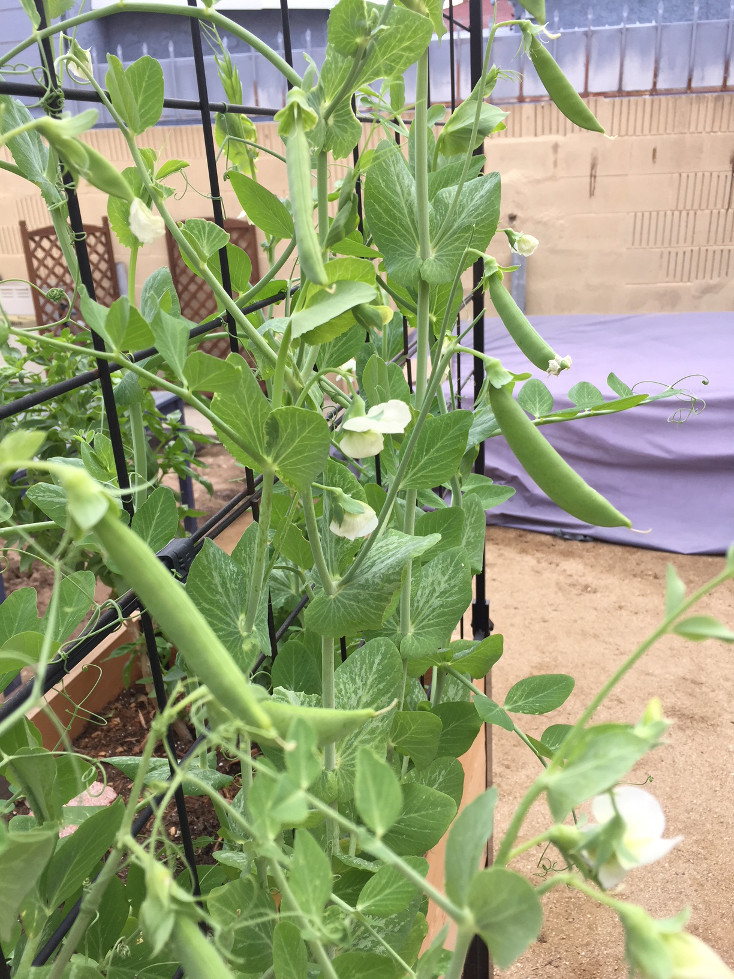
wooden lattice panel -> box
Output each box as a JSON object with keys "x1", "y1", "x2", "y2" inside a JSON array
[
  {"x1": 166, "y1": 219, "x2": 260, "y2": 359},
  {"x1": 19, "y1": 218, "x2": 120, "y2": 329}
]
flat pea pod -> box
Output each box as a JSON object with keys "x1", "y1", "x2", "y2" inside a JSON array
[
  {"x1": 528, "y1": 37, "x2": 605, "y2": 134},
  {"x1": 285, "y1": 119, "x2": 328, "y2": 286},
  {"x1": 264, "y1": 700, "x2": 378, "y2": 747},
  {"x1": 488, "y1": 381, "x2": 631, "y2": 528},
  {"x1": 488, "y1": 272, "x2": 569, "y2": 375}
]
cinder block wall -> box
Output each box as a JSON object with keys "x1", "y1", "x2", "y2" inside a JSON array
[{"x1": 1, "y1": 92, "x2": 732, "y2": 315}]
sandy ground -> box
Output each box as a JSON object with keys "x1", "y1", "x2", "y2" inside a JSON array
[{"x1": 484, "y1": 527, "x2": 734, "y2": 978}]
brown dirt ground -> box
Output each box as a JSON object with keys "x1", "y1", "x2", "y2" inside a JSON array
[{"x1": 485, "y1": 527, "x2": 734, "y2": 978}]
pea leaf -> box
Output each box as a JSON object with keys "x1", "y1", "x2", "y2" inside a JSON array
[
  {"x1": 607, "y1": 371, "x2": 634, "y2": 398},
  {"x1": 423, "y1": 173, "x2": 501, "y2": 285},
  {"x1": 450, "y1": 634, "x2": 503, "y2": 678},
  {"x1": 284, "y1": 717, "x2": 322, "y2": 790},
  {"x1": 0, "y1": 587, "x2": 42, "y2": 646},
  {"x1": 517, "y1": 378, "x2": 553, "y2": 418},
  {"x1": 399, "y1": 548, "x2": 472, "y2": 661},
  {"x1": 664, "y1": 564, "x2": 686, "y2": 617},
  {"x1": 0, "y1": 430, "x2": 46, "y2": 469},
  {"x1": 461, "y1": 473, "x2": 515, "y2": 510},
  {"x1": 274, "y1": 281, "x2": 375, "y2": 340},
  {"x1": 271, "y1": 639, "x2": 322, "y2": 696},
  {"x1": 140, "y1": 267, "x2": 181, "y2": 320},
  {"x1": 183, "y1": 351, "x2": 240, "y2": 395},
  {"x1": 106, "y1": 757, "x2": 233, "y2": 796},
  {"x1": 305, "y1": 532, "x2": 437, "y2": 636},
  {"x1": 445, "y1": 788, "x2": 498, "y2": 905},
  {"x1": 273, "y1": 920, "x2": 308, "y2": 979},
  {"x1": 179, "y1": 217, "x2": 230, "y2": 264},
  {"x1": 503, "y1": 674, "x2": 575, "y2": 715},
  {"x1": 357, "y1": 857, "x2": 427, "y2": 917},
  {"x1": 211, "y1": 353, "x2": 272, "y2": 471},
  {"x1": 0, "y1": 828, "x2": 58, "y2": 942},
  {"x1": 568, "y1": 381, "x2": 605, "y2": 410},
  {"x1": 363, "y1": 142, "x2": 421, "y2": 286},
  {"x1": 355, "y1": 746, "x2": 403, "y2": 836},
  {"x1": 380, "y1": 783, "x2": 457, "y2": 856},
  {"x1": 403, "y1": 756, "x2": 464, "y2": 808},
  {"x1": 105, "y1": 55, "x2": 164, "y2": 134},
  {"x1": 390, "y1": 711, "x2": 442, "y2": 769},
  {"x1": 228, "y1": 172, "x2": 294, "y2": 239},
  {"x1": 400, "y1": 411, "x2": 473, "y2": 490},
  {"x1": 265, "y1": 406, "x2": 331, "y2": 489},
  {"x1": 42, "y1": 570, "x2": 95, "y2": 642},
  {"x1": 673, "y1": 615, "x2": 734, "y2": 643},
  {"x1": 467, "y1": 867, "x2": 542, "y2": 968},
  {"x1": 149, "y1": 308, "x2": 190, "y2": 382},
  {"x1": 474, "y1": 694, "x2": 514, "y2": 732},
  {"x1": 131, "y1": 486, "x2": 179, "y2": 553},
  {"x1": 327, "y1": 0, "x2": 371, "y2": 57},
  {"x1": 289, "y1": 829, "x2": 332, "y2": 919},
  {"x1": 433, "y1": 701, "x2": 483, "y2": 758}
]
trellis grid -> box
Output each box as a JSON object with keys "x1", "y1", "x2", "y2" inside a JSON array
[{"x1": 0, "y1": 0, "x2": 492, "y2": 975}]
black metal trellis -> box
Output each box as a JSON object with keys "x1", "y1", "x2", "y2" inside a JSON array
[{"x1": 0, "y1": 0, "x2": 493, "y2": 973}]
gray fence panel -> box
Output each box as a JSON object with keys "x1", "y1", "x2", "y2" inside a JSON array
[
  {"x1": 588, "y1": 26, "x2": 624, "y2": 93},
  {"x1": 692, "y1": 20, "x2": 729, "y2": 86},
  {"x1": 621, "y1": 24, "x2": 657, "y2": 90},
  {"x1": 656, "y1": 21, "x2": 693, "y2": 87}
]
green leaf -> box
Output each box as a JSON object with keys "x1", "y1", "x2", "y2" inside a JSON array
[
  {"x1": 211, "y1": 352, "x2": 272, "y2": 470},
  {"x1": 0, "y1": 95, "x2": 58, "y2": 202},
  {"x1": 437, "y1": 101, "x2": 507, "y2": 159},
  {"x1": 0, "y1": 494, "x2": 11, "y2": 523},
  {"x1": 363, "y1": 142, "x2": 421, "y2": 286},
  {"x1": 149, "y1": 308, "x2": 190, "y2": 382},
  {"x1": 289, "y1": 828, "x2": 332, "y2": 919},
  {"x1": 543, "y1": 725, "x2": 652, "y2": 820},
  {"x1": 400, "y1": 411, "x2": 473, "y2": 490},
  {"x1": 403, "y1": 756, "x2": 464, "y2": 808},
  {"x1": 41, "y1": 799, "x2": 124, "y2": 908},
  {"x1": 328, "y1": 0, "x2": 371, "y2": 56},
  {"x1": 106, "y1": 757, "x2": 232, "y2": 796},
  {"x1": 414, "y1": 508, "x2": 465, "y2": 562},
  {"x1": 665, "y1": 564, "x2": 686, "y2": 617},
  {"x1": 24, "y1": 481, "x2": 67, "y2": 527},
  {"x1": 105, "y1": 55, "x2": 164, "y2": 135},
  {"x1": 140, "y1": 267, "x2": 181, "y2": 320},
  {"x1": 273, "y1": 920, "x2": 308, "y2": 979},
  {"x1": 3, "y1": 746, "x2": 61, "y2": 823},
  {"x1": 362, "y1": 353, "x2": 412, "y2": 408},
  {"x1": 541, "y1": 723, "x2": 573, "y2": 754},
  {"x1": 423, "y1": 174, "x2": 501, "y2": 285},
  {"x1": 179, "y1": 217, "x2": 230, "y2": 263},
  {"x1": 207, "y1": 243, "x2": 252, "y2": 294},
  {"x1": 381, "y1": 783, "x2": 457, "y2": 856},
  {"x1": 228, "y1": 171, "x2": 294, "y2": 240},
  {"x1": 433, "y1": 701, "x2": 483, "y2": 758},
  {"x1": 285, "y1": 717, "x2": 322, "y2": 790},
  {"x1": 43, "y1": 570, "x2": 95, "y2": 642},
  {"x1": 0, "y1": 587, "x2": 41, "y2": 646},
  {"x1": 0, "y1": 827, "x2": 58, "y2": 942},
  {"x1": 104, "y1": 297, "x2": 154, "y2": 351},
  {"x1": 306, "y1": 532, "x2": 437, "y2": 636},
  {"x1": 357, "y1": 857, "x2": 427, "y2": 917},
  {"x1": 400, "y1": 548, "x2": 472, "y2": 661},
  {"x1": 459, "y1": 494, "x2": 487, "y2": 576},
  {"x1": 355, "y1": 746, "x2": 403, "y2": 836},
  {"x1": 183, "y1": 351, "x2": 240, "y2": 394},
  {"x1": 673, "y1": 615, "x2": 734, "y2": 642},
  {"x1": 265, "y1": 406, "x2": 331, "y2": 489},
  {"x1": 450, "y1": 634, "x2": 503, "y2": 678},
  {"x1": 0, "y1": 429, "x2": 46, "y2": 470},
  {"x1": 467, "y1": 867, "x2": 542, "y2": 968},
  {"x1": 445, "y1": 788, "x2": 498, "y2": 905},
  {"x1": 503, "y1": 674, "x2": 575, "y2": 715},
  {"x1": 461, "y1": 474, "x2": 515, "y2": 510},
  {"x1": 473, "y1": 694, "x2": 514, "y2": 732},
  {"x1": 271, "y1": 639, "x2": 322, "y2": 695},
  {"x1": 568, "y1": 381, "x2": 605, "y2": 410},
  {"x1": 607, "y1": 371, "x2": 634, "y2": 398},
  {"x1": 131, "y1": 486, "x2": 178, "y2": 553},
  {"x1": 390, "y1": 711, "x2": 442, "y2": 769},
  {"x1": 517, "y1": 378, "x2": 553, "y2": 418},
  {"x1": 277, "y1": 281, "x2": 375, "y2": 340},
  {"x1": 187, "y1": 537, "x2": 265, "y2": 671}
]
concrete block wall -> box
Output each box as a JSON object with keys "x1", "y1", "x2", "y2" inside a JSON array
[{"x1": 1, "y1": 91, "x2": 732, "y2": 317}]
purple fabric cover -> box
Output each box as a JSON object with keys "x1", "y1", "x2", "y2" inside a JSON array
[{"x1": 461, "y1": 312, "x2": 734, "y2": 556}]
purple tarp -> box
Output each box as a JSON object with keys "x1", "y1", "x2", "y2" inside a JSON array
[{"x1": 460, "y1": 311, "x2": 734, "y2": 556}]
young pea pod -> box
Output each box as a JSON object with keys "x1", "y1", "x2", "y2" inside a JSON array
[
  {"x1": 528, "y1": 36, "x2": 605, "y2": 134},
  {"x1": 488, "y1": 272, "x2": 570, "y2": 375},
  {"x1": 488, "y1": 380, "x2": 631, "y2": 528},
  {"x1": 285, "y1": 119, "x2": 328, "y2": 286},
  {"x1": 170, "y1": 915, "x2": 235, "y2": 979},
  {"x1": 265, "y1": 700, "x2": 378, "y2": 747},
  {"x1": 516, "y1": 0, "x2": 546, "y2": 21}
]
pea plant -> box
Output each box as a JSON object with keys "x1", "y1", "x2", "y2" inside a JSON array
[{"x1": 1, "y1": 0, "x2": 733, "y2": 976}]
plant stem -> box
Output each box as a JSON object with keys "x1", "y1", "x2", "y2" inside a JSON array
[
  {"x1": 322, "y1": 633, "x2": 339, "y2": 854},
  {"x1": 445, "y1": 925, "x2": 475, "y2": 979},
  {"x1": 301, "y1": 490, "x2": 335, "y2": 595},
  {"x1": 317, "y1": 151, "x2": 329, "y2": 248},
  {"x1": 243, "y1": 469, "x2": 275, "y2": 638},
  {"x1": 268, "y1": 860, "x2": 339, "y2": 978}
]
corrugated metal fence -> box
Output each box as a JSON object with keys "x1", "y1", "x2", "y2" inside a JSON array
[{"x1": 66, "y1": 5, "x2": 734, "y2": 123}]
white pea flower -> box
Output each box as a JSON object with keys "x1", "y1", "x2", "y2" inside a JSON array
[
  {"x1": 128, "y1": 198, "x2": 165, "y2": 246},
  {"x1": 512, "y1": 232, "x2": 539, "y2": 257},
  {"x1": 340, "y1": 399, "x2": 411, "y2": 459},
  {"x1": 329, "y1": 499, "x2": 378, "y2": 540},
  {"x1": 662, "y1": 932, "x2": 734, "y2": 979},
  {"x1": 587, "y1": 785, "x2": 682, "y2": 890},
  {"x1": 66, "y1": 43, "x2": 93, "y2": 84},
  {"x1": 547, "y1": 354, "x2": 572, "y2": 376}
]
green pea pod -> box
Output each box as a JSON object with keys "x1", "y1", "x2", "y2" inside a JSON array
[
  {"x1": 170, "y1": 915, "x2": 235, "y2": 979},
  {"x1": 488, "y1": 381, "x2": 631, "y2": 528},
  {"x1": 516, "y1": 0, "x2": 546, "y2": 21},
  {"x1": 324, "y1": 194, "x2": 358, "y2": 249},
  {"x1": 529, "y1": 37, "x2": 605, "y2": 134},
  {"x1": 264, "y1": 700, "x2": 377, "y2": 747},
  {"x1": 488, "y1": 272, "x2": 569, "y2": 375},
  {"x1": 92, "y1": 504, "x2": 275, "y2": 732},
  {"x1": 285, "y1": 120, "x2": 328, "y2": 286}
]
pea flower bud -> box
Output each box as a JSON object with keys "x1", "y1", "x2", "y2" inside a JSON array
[
  {"x1": 66, "y1": 43, "x2": 94, "y2": 84},
  {"x1": 663, "y1": 932, "x2": 734, "y2": 979},
  {"x1": 504, "y1": 228, "x2": 539, "y2": 257},
  {"x1": 326, "y1": 487, "x2": 378, "y2": 540},
  {"x1": 585, "y1": 785, "x2": 682, "y2": 890},
  {"x1": 129, "y1": 198, "x2": 165, "y2": 246}
]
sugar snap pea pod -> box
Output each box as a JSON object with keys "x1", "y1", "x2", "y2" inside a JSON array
[
  {"x1": 488, "y1": 272, "x2": 570, "y2": 375},
  {"x1": 488, "y1": 381, "x2": 631, "y2": 527},
  {"x1": 91, "y1": 503, "x2": 275, "y2": 732},
  {"x1": 265, "y1": 699, "x2": 378, "y2": 747},
  {"x1": 516, "y1": 0, "x2": 546, "y2": 21},
  {"x1": 528, "y1": 36, "x2": 605, "y2": 134},
  {"x1": 170, "y1": 915, "x2": 234, "y2": 979},
  {"x1": 285, "y1": 119, "x2": 328, "y2": 286}
]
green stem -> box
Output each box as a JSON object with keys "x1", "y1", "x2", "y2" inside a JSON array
[
  {"x1": 330, "y1": 894, "x2": 417, "y2": 977},
  {"x1": 322, "y1": 633, "x2": 338, "y2": 854},
  {"x1": 445, "y1": 926, "x2": 475, "y2": 979},
  {"x1": 129, "y1": 401, "x2": 148, "y2": 512},
  {"x1": 534, "y1": 872, "x2": 626, "y2": 912},
  {"x1": 271, "y1": 322, "x2": 291, "y2": 409},
  {"x1": 1, "y1": 3, "x2": 303, "y2": 85},
  {"x1": 268, "y1": 860, "x2": 339, "y2": 979},
  {"x1": 243, "y1": 469, "x2": 275, "y2": 637},
  {"x1": 235, "y1": 238, "x2": 296, "y2": 311},
  {"x1": 301, "y1": 489, "x2": 335, "y2": 595}
]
